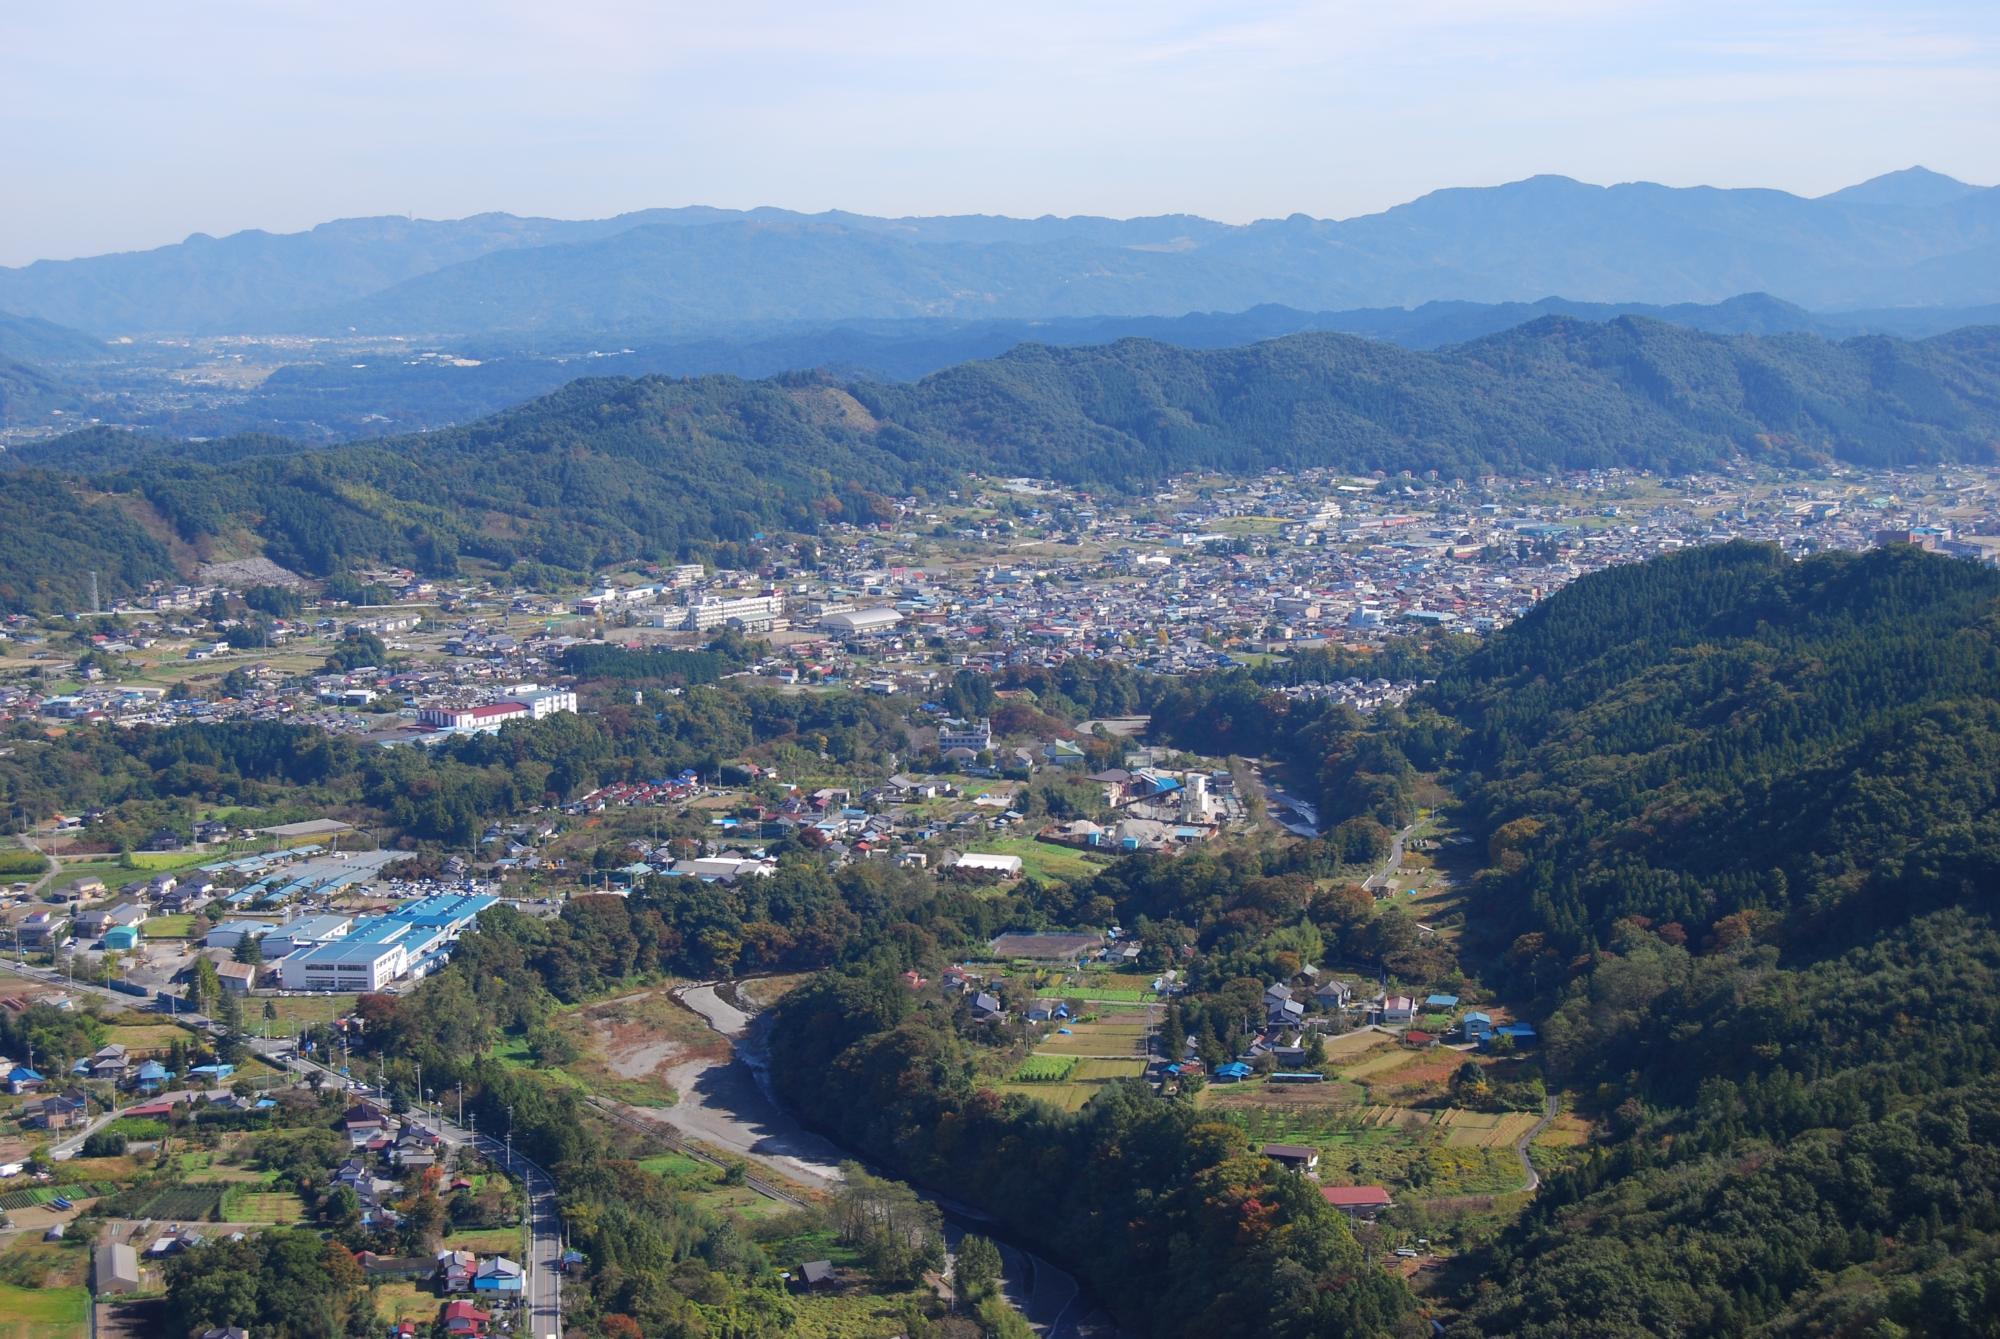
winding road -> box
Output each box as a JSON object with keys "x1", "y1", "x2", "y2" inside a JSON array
[{"x1": 641, "y1": 982, "x2": 1089, "y2": 1338}]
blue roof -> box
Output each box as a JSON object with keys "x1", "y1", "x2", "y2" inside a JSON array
[
  {"x1": 1215, "y1": 1061, "x2": 1253, "y2": 1078},
  {"x1": 1464, "y1": 1010, "x2": 1492, "y2": 1023},
  {"x1": 1424, "y1": 994, "x2": 1460, "y2": 1008}
]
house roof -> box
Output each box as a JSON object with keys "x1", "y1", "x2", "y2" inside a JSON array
[{"x1": 1321, "y1": 1185, "x2": 1394, "y2": 1208}]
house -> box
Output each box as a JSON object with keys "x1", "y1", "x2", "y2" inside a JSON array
[
  {"x1": 1262, "y1": 1142, "x2": 1321, "y2": 1175},
  {"x1": 94, "y1": 1242, "x2": 141, "y2": 1294},
  {"x1": 6, "y1": 1064, "x2": 46, "y2": 1094},
  {"x1": 1488, "y1": 1022, "x2": 1538, "y2": 1047},
  {"x1": 969, "y1": 992, "x2": 1004, "y2": 1022},
  {"x1": 473, "y1": 1257, "x2": 523, "y2": 1293},
  {"x1": 1462, "y1": 1011, "x2": 1493, "y2": 1041},
  {"x1": 441, "y1": 1302, "x2": 491, "y2": 1337},
  {"x1": 89, "y1": 1044, "x2": 130, "y2": 1081},
  {"x1": 1315, "y1": 980, "x2": 1354, "y2": 1010},
  {"x1": 213, "y1": 960, "x2": 257, "y2": 995},
  {"x1": 27, "y1": 1090, "x2": 89, "y2": 1130},
  {"x1": 131, "y1": 1059, "x2": 172, "y2": 1093},
  {"x1": 1380, "y1": 995, "x2": 1416, "y2": 1025},
  {"x1": 1320, "y1": 1185, "x2": 1394, "y2": 1220},
  {"x1": 1213, "y1": 1061, "x2": 1254, "y2": 1083},
  {"x1": 795, "y1": 1259, "x2": 837, "y2": 1292},
  {"x1": 436, "y1": 1249, "x2": 477, "y2": 1293}
]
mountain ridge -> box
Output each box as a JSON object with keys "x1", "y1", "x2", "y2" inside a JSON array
[
  {"x1": 5, "y1": 314, "x2": 1998, "y2": 610},
  {"x1": 4, "y1": 170, "x2": 1994, "y2": 335}
]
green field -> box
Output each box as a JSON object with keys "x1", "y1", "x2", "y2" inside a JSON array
[
  {"x1": 1034, "y1": 1020, "x2": 1149, "y2": 1057},
  {"x1": 0, "y1": 1284, "x2": 88, "y2": 1339},
  {"x1": 143, "y1": 914, "x2": 197, "y2": 938},
  {"x1": 221, "y1": 1186, "x2": 307, "y2": 1223},
  {"x1": 965, "y1": 836, "x2": 1108, "y2": 883},
  {"x1": 256, "y1": 993, "x2": 359, "y2": 1030}
]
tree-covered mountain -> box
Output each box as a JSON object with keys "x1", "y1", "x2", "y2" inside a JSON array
[
  {"x1": 1, "y1": 171, "x2": 1994, "y2": 335},
  {"x1": 1146, "y1": 542, "x2": 2000, "y2": 1335},
  {"x1": 45, "y1": 294, "x2": 2000, "y2": 447},
  {"x1": 4, "y1": 317, "x2": 1997, "y2": 609}
]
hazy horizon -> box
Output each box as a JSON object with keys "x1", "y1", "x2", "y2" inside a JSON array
[{"x1": 4, "y1": 0, "x2": 1998, "y2": 268}]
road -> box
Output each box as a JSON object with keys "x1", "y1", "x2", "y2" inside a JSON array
[
  {"x1": 1514, "y1": 1095, "x2": 1561, "y2": 1193},
  {"x1": 659, "y1": 982, "x2": 1085, "y2": 1338},
  {"x1": 1362, "y1": 820, "x2": 1422, "y2": 891}
]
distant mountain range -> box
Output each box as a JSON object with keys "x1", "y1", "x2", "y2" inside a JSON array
[
  {"x1": 7, "y1": 315, "x2": 1998, "y2": 609},
  {"x1": 1, "y1": 168, "x2": 1994, "y2": 335}
]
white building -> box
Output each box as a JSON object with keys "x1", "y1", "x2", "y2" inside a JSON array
[
  {"x1": 820, "y1": 607, "x2": 903, "y2": 636},
  {"x1": 954, "y1": 852, "x2": 1023, "y2": 877},
  {"x1": 682, "y1": 593, "x2": 786, "y2": 630},
  {"x1": 277, "y1": 928, "x2": 412, "y2": 992},
  {"x1": 938, "y1": 718, "x2": 993, "y2": 753}
]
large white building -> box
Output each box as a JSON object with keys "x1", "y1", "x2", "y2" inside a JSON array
[
  {"x1": 820, "y1": 607, "x2": 903, "y2": 636},
  {"x1": 682, "y1": 593, "x2": 786, "y2": 631},
  {"x1": 277, "y1": 926, "x2": 412, "y2": 991}
]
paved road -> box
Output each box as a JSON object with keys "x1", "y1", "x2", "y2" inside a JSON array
[
  {"x1": 663, "y1": 982, "x2": 1084, "y2": 1338},
  {"x1": 1514, "y1": 1095, "x2": 1561, "y2": 1193},
  {"x1": 1362, "y1": 820, "x2": 1422, "y2": 891}
]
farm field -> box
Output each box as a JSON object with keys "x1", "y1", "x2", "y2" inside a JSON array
[
  {"x1": 0, "y1": 1284, "x2": 87, "y2": 1339},
  {"x1": 1032, "y1": 1017, "x2": 1149, "y2": 1057},
  {"x1": 220, "y1": 1186, "x2": 307, "y2": 1222},
  {"x1": 1204, "y1": 1097, "x2": 1540, "y2": 1199}
]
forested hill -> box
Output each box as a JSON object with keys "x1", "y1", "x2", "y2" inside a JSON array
[
  {"x1": 7, "y1": 316, "x2": 2000, "y2": 608},
  {"x1": 1146, "y1": 542, "x2": 2000, "y2": 1333}
]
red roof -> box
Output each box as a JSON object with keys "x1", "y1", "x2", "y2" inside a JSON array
[
  {"x1": 468, "y1": 702, "x2": 527, "y2": 720},
  {"x1": 442, "y1": 1302, "x2": 491, "y2": 1323},
  {"x1": 1321, "y1": 1185, "x2": 1394, "y2": 1208}
]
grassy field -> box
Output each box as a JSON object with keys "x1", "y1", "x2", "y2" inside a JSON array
[
  {"x1": 1033, "y1": 1020, "x2": 1149, "y2": 1057},
  {"x1": 965, "y1": 835, "x2": 1109, "y2": 883},
  {"x1": 220, "y1": 1186, "x2": 307, "y2": 1222},
  {"x1": 443, "y1": 1226, "x2": 524, "y2": 1256},
  {"x1": 142, "y1": 914, "x2": 196, "y2": 938},
  {"x1": 255, "y1": 993, "x2": 359, "y2": 1029},
  {"x1": 371, "y1": 1280, "x2": 443, "y2": 1327},
  {"x1": 102, "y1": 1022, "x2": 194, "y2": 1050},
  {"x1": 0, "y1": 1284, "x2": 88, "y2": 1339}
]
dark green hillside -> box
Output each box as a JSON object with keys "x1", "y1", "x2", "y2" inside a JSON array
[
  {"x1": 1145, "y1": 543, "x2": 2000, "y2": 1335},
  {"x1": 0, "y1": 471, "x2": 175, "y2": 609},
  {"x1": 4, "y1": 317, "x2": 1998, "y2": 609}
]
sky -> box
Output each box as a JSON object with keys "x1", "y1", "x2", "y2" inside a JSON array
[{"x1": 2, "y1": 0, "x2": 1997, "y2": 266}]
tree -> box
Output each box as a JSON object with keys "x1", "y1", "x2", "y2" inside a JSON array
[
  {"x1": 235, "y1": 934, "x2": 263, "y2": 966},
  {"x1": 956, "y1": 1234, "x2": 1002, "y2": 1302}
]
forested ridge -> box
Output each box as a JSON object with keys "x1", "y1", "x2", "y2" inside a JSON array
[
  {"x1": 1150, "y1": 542, "x2": 2000, "y2": 1335},
  {"x1": 5, "y1": 315, "x2": 1999, "y2": 609}
]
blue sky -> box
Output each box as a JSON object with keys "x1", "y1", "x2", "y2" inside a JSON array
[{"x1": 2, "y1": 0, "x2": 1995, "y2": 266}]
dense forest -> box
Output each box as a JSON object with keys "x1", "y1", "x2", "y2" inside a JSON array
[
  {"x1": 1150, "y1": 543, "x2": 2000, "y2": 1335},
  {"x1": 6, "y1": 316, "x2": 1999, "y2": 608}
]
